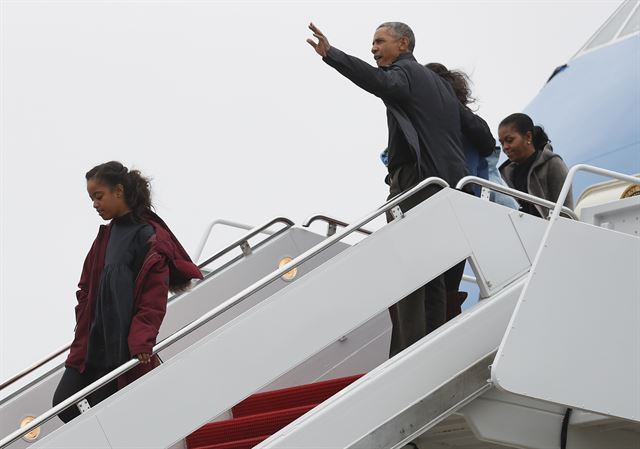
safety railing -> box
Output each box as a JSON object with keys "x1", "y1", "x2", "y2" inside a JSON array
[
  {"x1": 302, "y1": 214, "x2": 373, "y2": 237},
  {"x1": 0, "y1": 177, "x2": 448, "y2": 448},
  {"x1": 193, "y1": 218, "x2": 279, "y2": 264},
  {"x1": 197, "y1": 217, "x2": 294, "y2": 272},
  {"x1": 456, "y1": 176, "x2": 579, "y2": 220},
  {"x1": 0, "y1": 217, "x2": 294, "y2": 400},
  {"x1": 547, "y1": 164, "x2": 639, "y2": 223},
  {"x1": 0, "y1": 345, "x2": 69, "y2": 392}
]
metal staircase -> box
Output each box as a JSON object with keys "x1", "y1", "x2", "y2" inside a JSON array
[
  {"x1": 10, "y1": 176, "x2": 539, "y2": 448},
  {"x1": 0, "y1": 217, "x2": 385, "y2": 449},
  {"x1": 2, "y1": 166, "x2": 638, "y2": 449},
  {"x1": 256, "y1": 166, "x2": 640, "y2": 449}
]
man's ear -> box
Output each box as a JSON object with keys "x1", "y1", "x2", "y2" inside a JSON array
[{"x1": 399, "y1": 36, "x2": 410, "y2": 52}]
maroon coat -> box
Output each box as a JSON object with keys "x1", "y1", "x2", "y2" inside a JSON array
[{"x1": 66, "y1": 211, "x2": 202, "y2": 385}]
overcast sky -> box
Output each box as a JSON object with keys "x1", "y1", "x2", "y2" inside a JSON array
[{"x1": 0, "y1": 0, "x2": 622, "y2": 380}]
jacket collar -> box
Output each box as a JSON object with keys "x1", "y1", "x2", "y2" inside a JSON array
[
  {"x1": 499, "y1": 146, "x2": 559, "y2": 179},
  {"x1": 394, "y1": 52, "x2": 416, "y2": 64}
]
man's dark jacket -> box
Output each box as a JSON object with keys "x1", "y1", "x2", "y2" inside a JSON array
[{"x1": 323, "y1": 48, "x2": 467, "y2": 195}]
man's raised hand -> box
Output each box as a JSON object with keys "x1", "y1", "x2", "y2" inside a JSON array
[{"x1": 307, "y1": 22, "x2": 330, "y2": 57}]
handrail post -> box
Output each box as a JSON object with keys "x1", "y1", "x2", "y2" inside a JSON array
[
  {"x1": 455, "y1": 176, "x2": 578, "y2": 220},
  {"x1": 239, "y1": 241, "x2": 252, "y2": 256},
  {"x1": 327, "y1": 222, "x2": 337, "y2": 237},
  {"x1": 302, "y1": 215, "x2": 373, "y2": 236}
]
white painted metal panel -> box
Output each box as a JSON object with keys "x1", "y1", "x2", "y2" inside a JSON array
[
  {"x1": 255, "y1": 280, "x2": 526, "y2": 449},
  {"x1": 462, "y1": 389, "x2": 566, "y2": 449},
  {"x1": 261, "y1": 311, "x2": 390, "y2": 391},
  {"x1": 492, "y1": 218, "x2": 640, "y2": 421},
  {"x1": 508, "y1": 212, "x2": 547, "y2": 264},
  {"x1": 579, "y1": 195, "x2": 640, "y2": 237},
  {"x1": 446, "y1": 194, "x2": 532, "y2": 295},
  {"x1": 25, "y1": 416, "x2": 110, "y2": 449},
  {"x1": 463, "y1": 389, "x2": 640, "y2": 449}
]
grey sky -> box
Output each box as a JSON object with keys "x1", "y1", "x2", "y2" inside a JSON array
[{"x1": 0, "y1": 0, "x2": 621, "y2": 380}]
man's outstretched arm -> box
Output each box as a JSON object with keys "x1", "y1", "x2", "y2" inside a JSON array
[{"x1": 307, "y1": 23, "x2": 410, "y2": 101}]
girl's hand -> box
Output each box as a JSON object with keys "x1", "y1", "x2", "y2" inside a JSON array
[{"x1": 136, "y1": 353, "x2": 152, "y2": 364}]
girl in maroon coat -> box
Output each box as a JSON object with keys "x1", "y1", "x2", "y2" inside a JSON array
[{"x1": 53, "y1": 161, "x2": 202, "y2": 423}]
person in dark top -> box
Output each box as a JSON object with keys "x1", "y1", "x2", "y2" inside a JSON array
[
  {"x1": 52, "y1": 161, "x2": 202, "y2": 423},
  {"x1": 307, "y1": 22, "x2": 466, "y2": 357},
  {"x1": 498, "y1": 113, "x2": 573, "y2": 217},
  {"x1": 425, "y1": 63, "x2": 494, "y2": 186},
  {"x1": 425, "y1": 62, "x2": 496, "y2": 320},
  {"x1": 425, "y1": 63, "x2": 518, "y2": 208}
]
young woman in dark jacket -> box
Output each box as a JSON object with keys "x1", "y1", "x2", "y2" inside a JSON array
[
  {"x1": 425, "y1": 63, "x2": 519, "y2": 321},
  {"x1": 52, "y1": 161, "x2": 202, "y2": 423}
]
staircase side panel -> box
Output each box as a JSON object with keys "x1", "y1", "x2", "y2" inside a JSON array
[{"x1": 492, "y1": 218, "x2": 640, "y2": 421}]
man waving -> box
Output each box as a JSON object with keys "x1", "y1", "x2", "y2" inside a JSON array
[{"x1": 307, "y1": 22, "x2": 467, "y2": 356}]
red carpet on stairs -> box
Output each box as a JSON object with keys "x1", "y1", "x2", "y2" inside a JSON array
[
  {"x1": 194, "y1": 435, "x2": 270, "y2": 449},
  {"x1": 186, "y1": 405, "x2": 315, "y2": 448},
  {"x1": 186, "y1": 374, "x2": 364, "y2": 449}
]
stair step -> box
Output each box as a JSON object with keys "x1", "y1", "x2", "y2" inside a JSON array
[
  {"x1": 186, "y1": 404, "x2": 316, "y2": 448},
  {"x1": 232, "y1": 374, "x2": 364, "y2": 418},
  {"x1": 192, "y1": 434, "x2": 270, "y2": 449}
]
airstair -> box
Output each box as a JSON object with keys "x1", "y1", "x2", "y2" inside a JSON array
[
  {"x1": 1, "y1": 165, "x2": 638, "y2": 449},
  {"x1": 0, "y1": 216, "x2": 386, "y2": 449}
]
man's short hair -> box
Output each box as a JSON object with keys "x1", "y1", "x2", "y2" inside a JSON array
[{"x1": 378, "y1": 22, "x2": 415, "y2": 52}]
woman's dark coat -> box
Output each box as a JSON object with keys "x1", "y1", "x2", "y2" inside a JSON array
[{"x1": 500, "y1": 145, "x2": 574, "y2": 217}]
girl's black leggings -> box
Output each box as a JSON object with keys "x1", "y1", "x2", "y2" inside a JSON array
[{"x1": 52, "y1": 365, "x2": 118, "y2": 423}]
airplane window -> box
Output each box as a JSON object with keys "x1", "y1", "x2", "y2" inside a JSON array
[
  {"x1": 619, "y1": 3, "x2": 640, "y2": 38},
  {"x1": 584, "y1": 0, "x2": 638, "y2": 51}
]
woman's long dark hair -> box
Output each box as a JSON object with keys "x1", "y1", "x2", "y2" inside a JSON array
[
  {"x1": 86, "y1": 161, "x2": 152, "y2": 221},
  {"x1": 426, "y1": 62, "x2": 475, "y2": 106},
  {"x1": 499, "y1": 113, "x2": 551, "y2": 151}
]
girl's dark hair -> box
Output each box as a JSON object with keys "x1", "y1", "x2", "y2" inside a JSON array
[
  {"x1": 86, "y1": 161, "x2": 153, "y2": 220},
  {"x1": 426, "y1": 62, "x2": 475, "y2": 106},
  {"x1": 499, "y1": 113, "x2": 551, "y2": 151}
]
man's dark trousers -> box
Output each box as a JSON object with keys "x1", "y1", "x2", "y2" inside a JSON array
[{"x1": 386, "y1": 174, "x2": 447, "y2": 358}]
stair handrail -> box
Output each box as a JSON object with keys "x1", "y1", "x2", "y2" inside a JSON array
[
  {"x1": 302, "y1": 214, "x2": 373, "y2": 236},
  {"x1": 0, "y1": 217, "x2": 294, "y2": 397},
  {"x1": 0, "y1": 177, "x2": 448, "y2": 448},
  {"x1": 0, "y1": 344, "x2": 71, "y2": 393},
  {"x1": 197, "y1": 217, "x2": 294, "y2": 269},
  {"x1": 456, "y1": 176, "x2": 579, "y2": 220},
  {"x1": 193, "y1": 218, "x2": 280, "y2": 264},
  {"x1": 547, "y1": 164, "x2": 639, "y2": 224}
]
